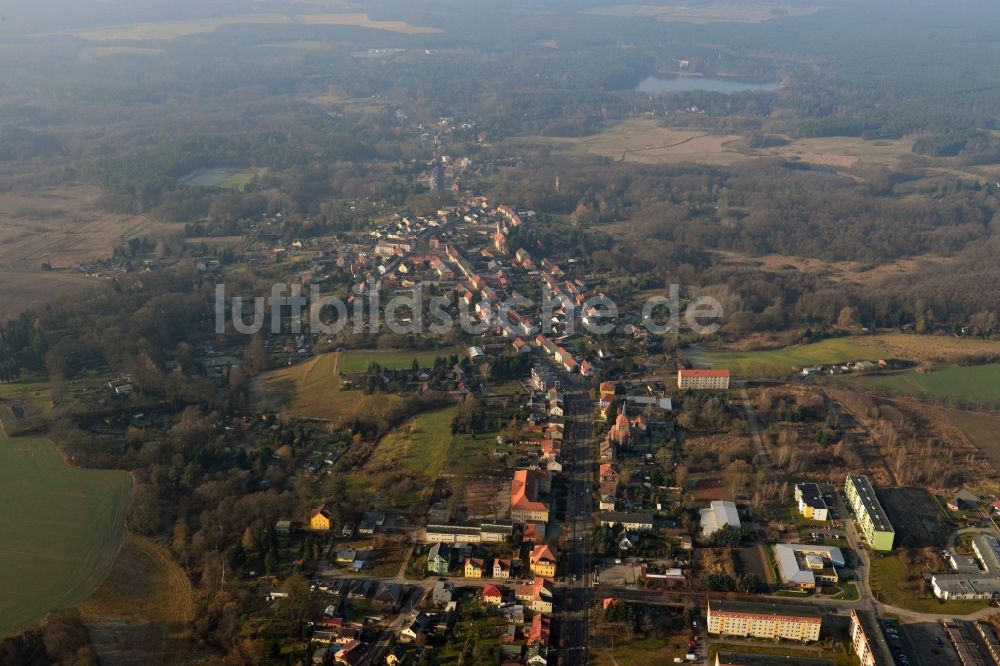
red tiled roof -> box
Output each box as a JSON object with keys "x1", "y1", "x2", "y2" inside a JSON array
[{"x1": 679, "y1": 369, "x2": 730, "y2": 377}]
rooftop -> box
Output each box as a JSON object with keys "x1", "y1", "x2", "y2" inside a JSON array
[
  {"x1": 846, "y1": 474, "x2": 894, "y2": 533},
  {"x1": 709, "y1": 599, "x2": 822, "y2": 620}
]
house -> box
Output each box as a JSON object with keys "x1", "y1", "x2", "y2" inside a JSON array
[
  {"x1": 700, "y1": 501, "x2": 741, "y2": 538},
  {"x1": 514, "y1": 577, "x2": 554, "y2": 614},
  {"x1": 358, "y1": 511, "x2": 385, "y2": 535},
  {"x1": 464, "y1": 557, "x2": 485, "y2": 578},
  {"x1": 400, "y1": 613, "x2": 433, "y2": 643},
  {"x1": 274, "y1": 520, "x2": 292, "y2": 536},
  {"x1": 334, "y1": 641, "x2": 368, "y2": 666},
  {"x1": 948, "y1": 488, "x2": 980, "y2": 512},
  {"x1": 310, "y1": 504, "x2": 334, "y2": 531},
  {"x1": 618, "y1": 533, "x2": 640, "y2": 551},
  {"x1": 510, "y1": 469, "x2": 551, "y2": 523},
  {"x1": 599, "y1": 511, "x2": 654, "y2": 531},
  {"x1": 527, "y1": 613, "x2": 551, "y2": 648},
  {"x1": 493, "y1": 558, "x2": 512, "y2": 579},
  {"x1": 386, "y1": 644, "x2": 407, "y2": 666},
  {"x1": 529, "y1": 545, "x2": 557, "y2": 578},
  {"x1": 523, "y1": 521, "x2": 546, "y2": 543},
  {"x1": 372, "y1": 582, "x2": 404, "y2": 608},
  {"x1": 432, "y1": 580, "x2": 455, "y2": 605},
  {"x1": 482, "y1": 583, "x2": 504, "y2": 606},
  {"x1": 335, "y1": 546, "x2": 357, "y2": 565},
  {"x1": 427, "y1": 542, "x2": 452, "y2": 575}
]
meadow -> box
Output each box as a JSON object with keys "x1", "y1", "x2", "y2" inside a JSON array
[
  {"x1": 368, "y1": 406, "x2": 457, "y2": 479},
  {"x1": 254, "y1": 352, "x2": 418, "y2": 428},
  {"x1": 0, "y1": 435, "x2": 130, "y2": 636},
  {"x1": 684, "y1": 337, "x2": 881, "y2": 378},
  {"x1": 844, "y1": 365, "x2": 1000, "y2": 409},
  {"x1": 944, "y1": 410, "x2": 1000, "y2": 472}
]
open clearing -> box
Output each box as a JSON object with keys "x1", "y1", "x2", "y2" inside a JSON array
[
  {"x1": 858, "y1": 333, "x2": 1000, "y2": 363},
  {"x1": 581, "y1": 3, "x2": 821, "y2": 23},
  {"x1": 0, "y1": 434, "x2": 130, "y2": 637},
  {"x1": 713, "y1": 251, "x2": 958, "y2": 288},
  {"x1": 842, "y1": 364, "x2": 1000, "y2": 409},
  {"x1": 369, "y1": 406, "x2": 456, "y2": 478},
  {"x1": 339, "y1": 348, "x2": 458, "y2": 374},
  {"x1": 79, "y1": 533, "x2": 196, "y2": 665},
  {"x1": 46, "y1": 12, "x2": 440, "y2": 41},
  {"x1": 685, "y1": 337, "x2": 881, "y2": 377}
]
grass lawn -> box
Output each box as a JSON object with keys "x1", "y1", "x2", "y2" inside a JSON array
[
  {"x1": 709, "y1": 642, "x2": 852, "y2": 666},
  {"x1": 869, "y1": 553, "x2": 987, "y2": 614},
  {"x1": 0, "y1": 434, "x2": 130, "y2": 636},
  {"x1": 591, "y1": 638, "x2": 676, "y2": 666},
  {"x1": 369, "y1": 406, "x2": 456, "y2": 478},
  {"x1": 842, "y1": 364, "x2": 1000, "y2": 409},
  {"x1": 685, "y1": 338, "x2": 881, "y2": 378},
  {"x1": 339, "y1": 349, "x2": 458, "y2": 374},
  {"x1": 945, "y1": 410, "x2": 1000, "y2": 471}
]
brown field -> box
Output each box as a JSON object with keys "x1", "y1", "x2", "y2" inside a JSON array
[
  {"x1": 0, "y1": 270, "x2": 99, "y2": 322},
  {"x1": 524, "y1": 119, "x2": 921, "y2": 172},
  {"x1": 47, "y1": 12, "x2": 439, "y2": 41},
  {"x1": 79, "y1": 533, "x2": 196, "y2": 665},
  {"x1": 582, "y1": 3, "x2": 821, "y2": 24},
  {"x1": 0, "y1": 184, "x2": 179, "y2": 270},
  {"x1": 941, "y1": 409, "x2": 1000, "y2": 474},
  {"x1": 714, "y1": 250, "x2": 958, "y2": 287}
]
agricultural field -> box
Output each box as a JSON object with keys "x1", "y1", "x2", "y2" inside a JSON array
[
  {"x1": 0, "y1": 434, "x2": 130, "y2": 636},
  {"x1": 685, "y1": 337, "x2": 881, "y2": 378},
  {"x1": 339, "y1": 349, "x2": 459, "y2": 374},
  {"x1": 179, "y1": 167, "x2": 258, "y2": 190},
  {"x1": 581, "y1": 3, "x2": 822, "y2": 23},
  {"x1": 368, "y1": 406, "x2": 456, "y2": 478},
  {"x1": 842, "y1": 364, "x2": 1000, "y2": 409},
  {"x1": 79, "y1": 533, "x2": 196, "y2": 664},
  {"x1": 859, "y1": 333, "x2": 1000, "y2": 363},
  {"x1": 0, "y1": 270, "x2": 97, "y2": 323},
  {"x1": 944, "y1": 410, "x2": 1000, "y2": 472},
  {"x1": 47, "y1": 12, "x2": 440, "y2": 42},
  {"x1": 0, "y1": 184, "x2": 180, "y2": 271},
  {"x1": 253, "y1": 352, "x2": 417, "y2": 428}
]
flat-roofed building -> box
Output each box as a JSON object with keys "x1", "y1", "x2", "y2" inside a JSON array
[
  {"x1": 701, "y1": 500, "x2": 741, "y2": 538},
  {"x1": 931, "y1": 533, "x2": 1000, "y2": 600},
  {"x1": 678, "y1": 369, "x2": 731, "y2": 390},
  {"x1": 794, "y1": 483, "x2": 829, "y2": 521},
  {"x1": 707, "y1": 600, "x2": 822, "y2": 643},
  {"x1": 773, "y1": 544, "x2": 844, "y2": 589},
  {"x1": 844, "y1": 475, "x2": 895, "y2": 552}
]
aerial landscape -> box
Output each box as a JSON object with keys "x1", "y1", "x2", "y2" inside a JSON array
[{"x1": 3, "y1": 1, "x2": 1000, "y2": 664}]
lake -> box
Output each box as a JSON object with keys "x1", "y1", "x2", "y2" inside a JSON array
[{"x1": 637, "y1": 75, "x2": 780, "y2": 94}]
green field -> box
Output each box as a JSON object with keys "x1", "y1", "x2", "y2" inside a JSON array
[
  {"x1": 369, "y1": 405, "x2": 456, "y2": 477},
  {"x1": 0, "y1": 435, "x2": 130, "y2": 636},
  {"x1": 946, "y1": 410, "x2": 1000, "y2": 471},
  {"x1": 844, "y1": 364, "x2": 1000, "y2": 408},
  {"x1": 685, "y1": 338, "x2": 881, "y2": 378},
  {"x1": 339, "y1": 349, "x2": 458, "y2": 374},
  {"x1": 217, "y1": 169, "x2": 257, "y2": 190}
]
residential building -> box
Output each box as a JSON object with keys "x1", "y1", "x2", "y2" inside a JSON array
[
  {"x1": 432, "y1": 580, "x2": 454, "y2": 605},
  {"x1": 678, "y1": 368, "x2": 731, "y2": 390},
  {"x1": 701, "y1": 500, "x2": 741, "y2": 538},
  {"x1": 511, "y1": 469, "x2": 551, "y2": 523},
  {"x1": 514, "y1": 577, "x2": 554, "y2": 614},
  {"x1": 599, "y1": 511, "x2": 654, "y2": 531},
  {"x1": 773, "y1": 544, "x2": 844, "y2": 589},
  {"x1": 794, "y1": 483, "x2": 829, "y2": 521},
  {"x1": 932, "y1": 534, "x2": 1000, "y2": 599},
  {"x1": 849, "y1": 610, "x2": 881, "y2": 666},
  {"x1": 493, "y1": 558, "x2": 512, "y2": 580},
  {"x1": 482, "y1": 583, "x2": 504, "y2": 606},
  {"x1": 948, "y1": 488, "x2": 980, "y2": 512},
  {"x1": 844, "y1": 475, "x2": 895, "y2": 551},
  {"x1": 706, "y1": 600, "x2": 822, "y2": 642},
  {"x1": 310, "y1": 504, "x2": 333, "y2": 531},
  {"x1": 424, "y1": 523, "x2": 482, "y2": 544},
  {"x1": 529, "y1": 545, "x2": 557, "y2": 578},
  {"x1": 464, "y1": 557, "x2": 485, "y2": 578},
  {"x1": 427, "y1": 542, "x2": 452, "y2": 575}
]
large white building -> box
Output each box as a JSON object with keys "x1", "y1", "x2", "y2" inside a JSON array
[
  {"x1": 794, "y1": 483, "x2": 829, "y2": 521},
  {"x1": 707, "y1": 600, "x2": 822, "y2": 642},
  {"x1": 932, "y1": 533, "x2": 1000, "y2": 600},
  {"x1": 773, "y1": 544, "x2": 844, "y2": 589},
  {"x1": 849, "y1": 610, "x2": 881, "y2": 666},
  {"x1": 701, "y1": 500, "x2": 741, "y2": 537}
]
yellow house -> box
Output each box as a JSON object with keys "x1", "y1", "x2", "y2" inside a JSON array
[
  {"x1": 530, "y1": 545, "x2": 557, "y2": 578},
  {"x1": 310, "y1": 504, "x2": 333, "y2": 531},
  {"x1": 464, "y1": 557, "x2": 485, "y2": 578}
]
